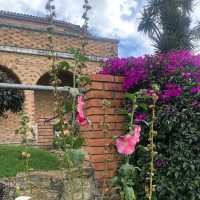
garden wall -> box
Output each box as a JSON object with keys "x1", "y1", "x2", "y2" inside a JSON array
[{"x1": 0, "y1": 169, "x2": 100, "y2": 200}]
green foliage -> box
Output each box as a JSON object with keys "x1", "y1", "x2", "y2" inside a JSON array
[
  {"x1": 114, "y1": 90, "x2": 158, "y2": 200},
  {"x1": 53, "y1": 135, "x2": 85, "y2": 151},
  {"x1": 112, "y1": 163, "x2": 138, "y2": 200},
  {"x1": 0, "y1": 145, "x2": 60, "y2": 177},
  {"x1": 57, "y1": 61, "x2": 71, "y2": 72},
  {"x1": 129, "y1": 83, "x2": 200, "y2": 199},
  {"x1": 64, "y1": 149, "x2": 86, "y2": 167},
  {"x1": 15, "y1": 112, "x2": 33, "y2": 144},
  {"x1": 138, "y1": 0, "x2": 200, "y2": 52},
  {"x1": 0, "y1": 71, "x2": 24, "y2": 116},
  {"x1": 155, "y1": 99, "x2": 200, "y2": 199}
]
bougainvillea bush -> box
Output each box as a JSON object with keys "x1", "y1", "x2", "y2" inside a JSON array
[{"x1": 101, "y1": 50, "x2": 200, "y2": 199}]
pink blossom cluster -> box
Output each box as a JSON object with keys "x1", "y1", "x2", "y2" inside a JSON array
[
  {"x1": 100, "y1": 50, "x2": 200, "y2": 100},
  {"x1": 76, "y1": 95, "x2": 88, "y2": 127},
  {"x1": 116, "y1": 125, "x2": 141, "y2": 155}
]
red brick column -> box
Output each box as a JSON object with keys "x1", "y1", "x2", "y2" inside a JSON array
[
  {"x1": 37, "y1": 118, "x2": 54, "y2": 148},
  {"x1": 81, "y1": 74, "x2": 124, "y2": 185},
  {"x1": 24, "y1": 91, "x2": 35, "y2": 140}
]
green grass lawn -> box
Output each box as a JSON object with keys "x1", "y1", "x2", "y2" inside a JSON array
[{"x1": 0, "y1": 145, "x2": 61, "y2": 177}]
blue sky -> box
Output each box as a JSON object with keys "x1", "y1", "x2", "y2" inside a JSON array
[{"x1": 0, "y1": 0, "x2": 200, "y2": 57}]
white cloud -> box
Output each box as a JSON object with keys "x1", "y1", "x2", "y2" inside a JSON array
[
  {"x1": 191, "y1": 1, "x2": 200, "y2": 25},
  {"x1": 89, "y1": 0, "x2": 138, "y2": 38},
  {"x1": 54, "y1": 0, "x2": 153, "y2": 56}
]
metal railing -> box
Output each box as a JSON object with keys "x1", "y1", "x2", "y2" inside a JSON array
[{"x1": 0, "y1": 83, "x2": 80, "y2": 96}]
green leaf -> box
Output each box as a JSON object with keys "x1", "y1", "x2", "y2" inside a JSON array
[
  {"x1": 63, "y1": 100, "x2": 73, "y2": 113},
  {"x1": 124, "y1": 93, "x2": 137, "y2": 102},
  {"x1": 57, "y1": 61, "x2": 71, "y2": 71},
  {"x1": 65, "y1": 149, "x2": 86, "y2": 166},
  {"x1": 138, "y1": 103, "x2": 148, "y2": 111},
  {"x1": 124, "y1": 186, "x2": 136, "y2": 200}
]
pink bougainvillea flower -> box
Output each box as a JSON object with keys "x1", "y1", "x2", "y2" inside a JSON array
[
  {"x1": 76, "y1": 95, "x2": 88, "y2": 127},
  {"x1": 135, "y1": 113, "x2": 147, "y2": 123},
  {"x1": 191, "y1": 85, "x2": 200, "y2": 93},
  {"x1": 116, "y1": 125, "x2": 141, "y2": 155},
  {"x1": 146, "y1": 89, "x2": 155, "y2": 97}
]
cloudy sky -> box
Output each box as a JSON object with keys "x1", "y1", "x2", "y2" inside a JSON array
[{"x1": 0, "y1": 0, "x2": 200, "y2": 57}]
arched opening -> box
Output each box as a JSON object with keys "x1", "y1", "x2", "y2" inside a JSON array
[
  {"x1": 0, "y1": 65, "x2": 21, "y2": 84},
  {"x1": 37, "y1": 71, "x2": 73, "y2": 87},
  {"x1": 35, "y1": 71, "x2": 73, "y2": 120},
  {"x1": 0, "y1": 65, "x2": 24, "y2": 144},
  {"x1": 35, "y1": 71, "x2": 73, "y2": 146}
]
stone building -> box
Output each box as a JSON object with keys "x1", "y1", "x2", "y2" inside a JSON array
[{"x1": 0, "y1": 10, "x2": 118, "y2": 145}]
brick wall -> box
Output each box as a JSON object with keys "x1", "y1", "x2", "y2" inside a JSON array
[
  {"x1": 81, "y1": 74, "x2": 124, "y2": 185},
  {"x1": 0, "y1": 16, "x2": 117, "y2": 58},
  {"x1": 0, "y1": 27, "x2": 117, "y2": 57},
  {"x1": 0, "y1": 111, "x2": 21, "y2": 144}
]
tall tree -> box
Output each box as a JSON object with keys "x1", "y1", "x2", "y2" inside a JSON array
[{"x1": 138, "y1": 0, "x2": 200, "y2": 52}]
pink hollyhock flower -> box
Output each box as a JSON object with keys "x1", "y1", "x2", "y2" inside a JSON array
[
  {"x1": 132, "y1": 125, "x2": 142, "y2": 136},
  {"x1": 116, "y1": 125, "x2": 141, "y2": 155},
  {"x1": 76, "y1": 95, "x2": 88, "y2": 127}
]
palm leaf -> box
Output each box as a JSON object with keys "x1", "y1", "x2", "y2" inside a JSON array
[
  {"x1": 147, "y1": 0, "x2": 162, "y2": 16},
  {"x1": 138, "y1": 8, "x2": 160, "y2": 38},
  {"x1": 190, "y1": 23, "x2": 200, "y2": 40},
  {"x1": 178, "y1": 0, "x2": 194, "y2": 14}
]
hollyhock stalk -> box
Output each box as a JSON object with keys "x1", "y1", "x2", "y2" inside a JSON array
[{"x1": 146, "y1": 92, "x2": 158, "y2": 200}]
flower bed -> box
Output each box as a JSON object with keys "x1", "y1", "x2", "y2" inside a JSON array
[{"x1": 101, "y1": 50, "x2": 200, "y2": 199}]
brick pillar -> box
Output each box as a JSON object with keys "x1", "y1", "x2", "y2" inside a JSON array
[
  {"x1": 37, "y1": 118, "x2": 54, "y2": 148},
  {"x1": 81, "y1": 74, "x2": 124, "y2": 187},
  {"x1": 24, "y1": 90, "x2": 36, "y2": 140}
]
